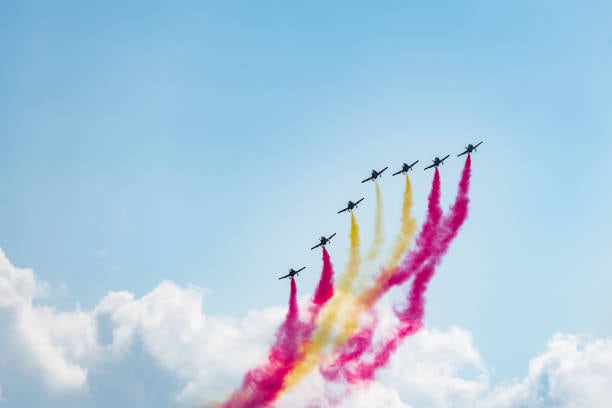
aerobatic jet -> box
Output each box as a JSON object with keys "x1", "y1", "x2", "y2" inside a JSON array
[
  {"x1": 392, "y1": 160, "x2": 419, "y2": 176},
  {"x1": 337, "y1": 198, "x2": 364, "y2": 214},
  {"x1": 311, "y1": 233, "x2": 337, "y2": 250},
  {"x1": 424, "y1": 155, "x2": 450, "y2": 170},
  {"x1": 457, "y1": 141, "x2": 483, "y2": 156},
  {"x1": 278, "y1": 267, "x2": 306, "y2": 280},
  {"x1": 361, "y1": 167, "x2": 388, "y2": 183}
]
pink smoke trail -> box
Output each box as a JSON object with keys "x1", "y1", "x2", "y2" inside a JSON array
[
  {"x1": 222, "y1": 278, "x2": 301, "y2": 408},
  {"x1": 222, "y1": 248, "x2": 335, "y2": 407},
  {"x1": 334, "y1": 155, "x2": 472, "y2": 384},
  {"x1": 301, "y1": 247, "x2": 336, "y2": 340},
  {"x1": 312, "y1": 247, "x2": 335, "y2": 309}
]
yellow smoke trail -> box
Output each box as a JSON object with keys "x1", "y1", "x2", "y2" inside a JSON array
[
  {"x1": 366, "y1": 181, "x2": 384, "y2": 262},
  {"x1": 335, "y1": 174, "x2": 417, "y2": 347},
  {"x1": 386, "y1": 174, "x2": 417, "y2": 270},
  {"x1": 361, "y1": 174, "x2": 416, "y2": 307},
  {"x1": 282, "y1": 212, "x2": 361, "y2": 391}
]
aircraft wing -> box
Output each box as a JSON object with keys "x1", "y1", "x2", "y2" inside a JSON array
[
  {"x1": 327, "y1": 232, "x2": 336, "y2": 240},
  {"x1": 392, "y1": 169, "x2": 402, "y2": 176},
  {"x1": 278, "y1": 274, "x2": 291, "y2": 280},
  {"x1": 457, "y1": 150, "x2": 468, "y2": 157},
  {"x1": 410, "y1": 160, "x2": 419, "y2": 168},
  {"x1": 441, "y1": 154, "x2": 450, "y2": 162},
  {"x1": 361, "y1": 177, "x2": 373, "y2": 183},
  {"x1": 310, "y1": 243, "x2": 322, "y2": 250},
  {"x1": 337, "y1": 207, "x2": 349, "y2": 214},
  {"x1": 475, "y1": 141, "x2": 483, "y2": 148},
  {"x1": 424, "y1": 163, "x2": 435, "y2": 170},
  {"x1": 379, "y1": 166, "x2": 388, "y2": 174},
  {"x1": 355, "y1": 197, "x2": 364, "y2": 205},
  {"x1": 296, "y1": 267, "x2": 306, "y2": 273}
]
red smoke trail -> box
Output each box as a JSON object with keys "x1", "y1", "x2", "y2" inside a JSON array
[
  {"x1": 301, "y1": 246, "x2": 336, "y2": 340},
  {"x1": 329, "y1": 155, "x2": 472, "y2": 384},
  {"x1": 222, "y1": 248, "x2": 334, "y2": 407},
  {"x1": 312, "y1": 247, "x2": 335, "y2": 309},
  {"x1": 222, "y1": 279, "x2": 301, "y2": 408},
  {"x1": 387, "y1": 168, "x2": 442, "y2": 288}
]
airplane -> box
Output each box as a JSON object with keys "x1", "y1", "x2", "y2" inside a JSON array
[
  {"x1": 278, "y1": 267, "x2": 306, "y2": 280},
  {"x1": 392, "y1": 160, "x2": 419, "y2": 176},
  {"x1": 337, "y1": 198, "x2": 365, "y2": 214},
  {"x1": 457, "y1": 141, "x2": 483, "y2": 157},
  {"x1": 361, "y1": 167, "x2": 389, "y2": 183},
  {"x1": 423, "y1": 155, "x2": 450, "y2": 170},
  {"x1": 311, "y1": 233, "x2": 337, "y2": 250}
]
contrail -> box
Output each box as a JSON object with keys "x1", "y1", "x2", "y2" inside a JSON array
[
  {"x1": 222, "y1": 279, "x2": 301, "y2": 407},
  {"x1": 324, "y1": 155, "x2": 472, "y2": 384},
  {"x1": 366, "y1": 181, "x2": 384, "y2": 262},
  {"x1": 282, "y1": 212, "x2": 361, "y2": 391}
]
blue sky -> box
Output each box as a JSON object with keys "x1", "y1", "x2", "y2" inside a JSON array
[{"x1": 1, "y1": 1, "x2": 611, "y2": 406}]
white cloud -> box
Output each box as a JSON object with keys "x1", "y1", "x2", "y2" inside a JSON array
[
  {"x1": 0, "y1": 249, "x2": 96, "y2": 391},
  {"x1": 483, "y1": 333, "x2": 612, "y2": 408},
  {"x1": 1, "y1": 247, "x2": 612, "y2": 407}
]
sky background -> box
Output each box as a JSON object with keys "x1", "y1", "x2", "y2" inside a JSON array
[{"x1": 0, "y1": 1, "x2": 611, "y2": 406}]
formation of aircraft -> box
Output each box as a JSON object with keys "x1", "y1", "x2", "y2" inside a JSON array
[
  {"x1": 278, "y1": 267, "x2": 306, "y2": 280},
  {"x1": 392, "y1": 160, "x2": 419, "y2": 176},
  {"x1": 424, "y1": 155, "x2": 450, "y2": 170},
  {"x1": 337, "y1": 198, "x2": 365, "y2": 214},
  {"x1": 311, "y1": 233, "x2": 337, "y2": 250},
  {"x1": 361, "y1": 167, "x2": 388, "y2": 183},
  {"x1": 280, "y1": 141, "x2": 482, "y2": 281}
]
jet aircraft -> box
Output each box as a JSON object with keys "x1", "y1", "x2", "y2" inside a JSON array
[
  {"x1": 424, "y1": 155, "x2": 450, "y2": 170},
  {"x1": 361, "y1": 167, "x2": 388, "y2": 183},
  {"x1": 311, "y1": 233, "x2": 337, "y2": 250},
  {"x1": 457, "y1": 141, "x2": 483, "y2": 156},
  {"x1": 392, "y1": 160, "x2": 419, "y2": 176},
  {"x1": 278, "y1": 267, "x2": 306, "y2": 280},
  {"x1": 337, "y1": 198, "x2": 365, "y2": 214}
]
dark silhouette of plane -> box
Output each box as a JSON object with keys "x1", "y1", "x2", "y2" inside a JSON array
[
  {"x1": 361, "y1": 167, "x2": 388, "y2": 183},
  {"x1": 457, "y1": 141, "x2": 483, "y2": 157},
  {"x1": 311, "y1": 233, "x2": 337, "y2": 250},
  {"x1": 337, "y1": 198, "x2": 364, "y2": 214},
  {"x1": 392, "y1": 160, "x2": 419, "y2": 176},
  {"x1": 278, "y1": 267, "x2": 306, "y2": 280},
  {"x1": 424, "y1": 155, "x2": 450, "y2": 170}
]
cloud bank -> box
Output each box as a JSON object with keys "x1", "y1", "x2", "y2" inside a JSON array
[{"x1": 0, "y1": 248, "x2": 610, "y2": 407}]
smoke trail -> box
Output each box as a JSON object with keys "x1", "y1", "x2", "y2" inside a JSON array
[
  {"x1": 328, "y1": 155, "x2": 472, "y2": 384},
  {"x1": 223, "y1": 247, "x2": 335, "y2": 407},
  {"x1": 222, "y1": 279, "x2": 301, "y2": 408},
  {"x1": 282, "y1": 212, "x2": 361, "y2": 391},
  {"x1": 366, "y1": 181, "x2": 384, "y2": 262},
  {"x1": 385, "y1": 174, "x2": 417, "y2": 270},
  {"x1": 312, "y1": 247, "x2": 335, "y2": 308},
  {"x1": 319, "y1": 169, "x2": 441, "y2": 384},
  {"x1": 316, "y1": 173, "x2": 418, "y2": 388}
]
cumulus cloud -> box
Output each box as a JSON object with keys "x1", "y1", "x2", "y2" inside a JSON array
[
  {"x1": 1, "y1": 247, "x2": 612, "y2": 407},
  {"x1": 0, "y1": 249, "x2": 95, "y2": 391},
  {"x1": 483, "y1": 333, "x2": 612, "y2": 408}
]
